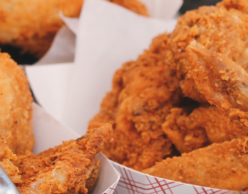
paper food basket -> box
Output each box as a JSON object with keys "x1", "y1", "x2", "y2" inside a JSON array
[{"x1": 25, "y1": 0, "x2": 243, "y2": 193}]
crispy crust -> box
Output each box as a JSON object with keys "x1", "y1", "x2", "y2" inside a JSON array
[
  {"x1": 16, "y1": 123, "x2": 112, "y2": 194},
  {"x1": 163, "y1": 106, "x2": 248, "y2": 153},
  {"x1": 0, "y1": 52, "x2": 33, "y2": 183},
  {"x1": 167, "y1": 0, "x2": 248, "y2": 102},
  {"x1": 0, "y1": 0, "x2": 84, "y2": 58},
  {"x1": 144, "y1": 137, "x2": 248, "y2": 191},
  {"x1": 91, "y1": 33, "x2": 182, "y2": 170}
]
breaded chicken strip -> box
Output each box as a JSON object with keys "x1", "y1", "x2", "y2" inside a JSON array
[
  {"x1": 91, "y1": 33, "x2": 182, "y2": 171},
  {"x1": 16, "y1": 123, "x2": 112, "y2": 194},
  {"x1": 0, "y1": 52, "x2": 33, "y2": 183},
  {"x1": 166, "y1": 0, "x2": 248, "y2": 102},
  {"x1": 0, "y1": 0, "x2": 147, "y2": 58},
  {"x1": 143, "y1": 137, "x2": 248, "y2": 191},
  {"x1": 164, "y1": 106, "x2": 247, "y2": 153}
]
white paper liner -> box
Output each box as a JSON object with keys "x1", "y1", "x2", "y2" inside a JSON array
[
  {"x1": 32, "y1": 103, "x2": 120, "y2": 194},
  {"x1": 25, "y1": 0, "x2": 241, "y2": 193},
  {"x1": 27, "y1": 64, "x2": 73, "y2": 122},
  {"x1": 59, "y1": 13, "x2": 79, "y2": 35},
  {"x1": 62, "y1": 0, "x2": 178, "y2": 135},
  {"x1": 139, "y1": 0, "x2": 182, "y2": 20},
  {"x1": 35, "y1": 27, "x2": 75, "y2": 65},
  {"x1": 32, "y1": 0, "x2": 181, "y2": 66},
  {"x1": 27, "y1": 0, "x2": 179, "y2": 133}
]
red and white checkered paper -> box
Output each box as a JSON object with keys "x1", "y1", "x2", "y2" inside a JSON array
[
  {"x1": 102, "y1": 181, "x2": 119, "y2": 194},
  {"x1": 112, "y1": 162, "x2": 245, "y2": 194}
]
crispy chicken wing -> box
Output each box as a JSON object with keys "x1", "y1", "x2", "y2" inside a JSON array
[
  {"x1": 0, "y1": 0, "x2": 147, "y2": 58},
  {"x1": 187, "y1": 44, "x2": 248, "y2": 112},
  {"x1": 16, "y1": 123, "x2": 112, "y2": 194},
  {"x1": 91, "y1": 33, "x2": 182, "y2": 171},
  {"x1": 166, "y1": 0, "x2": 248, "y2": 102},
  {"x1": 165, "y1": 43, "x2": 248, "y2": 154},
  {"x1": 0, "y1": 52, "x2": 33, "y2": 183},
  {"x1": 187, "y1": 44, "x2": 248, "y2": 130},
  {"x1": 143, "y1": 137, "x2": 248, "y2": 191},
  {"x1": 160, "y1": 0, "x2": 248, "y2": 155}
]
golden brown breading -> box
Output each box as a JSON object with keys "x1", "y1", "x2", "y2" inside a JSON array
[
  {"x1": 187, "y1": 44, "x2": 248, "y2": 112},
  {"x1": 164, "y1": 106, "x2": 248, "y2": 153},
  {"x1": 91, "y1": 33, "x2": 182, "y2": 171},
  {"x1": 92, "y1": 0, "x2": 248, "y2": 171},
  {"x1": 166, "y1": 0, "x2": 248, "y2": 102},
  {"x1": 160, "y1": 0, "x2": 248, "y2": 154},
  {"x1": 0, "y1": 159, "x2": 21, "y2": 184},
  {"x1": 0, "y1": 0, "x2": 147, "y2": 58},
  {"x1": 0, "y1": 0, "x2": 84, "y2": 58},
  {"x1": 143, "y1": 137, "x2": 248, "y2": 191},
  {"x1": 186, "y1": 44, "x2": 248, "y2": 130},
  {"x1": 163, "y1": 107, "x2": 209, "y2": 153},
  {"x1": 143, "y1": 35, "x2": 248, "y2": 189},
  {"x1": 0, "y1": 52, "x2": 33, "y2": 183},
  {"x1": 161, "y1": 0, "x2": 248, "y2": 155},
  {"x1": 218, "y1": 0, "x2": 248, "y2": 13},
  {"x1": 16, "y1": 123, "x2": 112, "y2": 194}
]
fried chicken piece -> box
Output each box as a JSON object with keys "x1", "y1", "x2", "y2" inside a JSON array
[
  {"x1": 16, "y1": 123, "x2": 112, "y2": 194},
  {"x1": 145, "y1": 41, "x2": 248, "y2": 189},
  {"x1": 92, "y1": 0, "x2": 248, "y2": 170},
  {"x1": 108, "y1": 0, "x2": 148, "y2": 16},
  {"x1": 0, "y1": 0, "x2": 84, "y2": 58},
  {"x1": 166, "y1": 0, "x2": 248, "y2": 102},
  {"x1": 91, "y1": 33, "x2": 182, "y2": 171},
  {"x1": 0, "y1": 0, "x2": 147, "y2": 58},
  {"x1": 187, "y1": 44, "x2": 248, "y2": 112},
  {"x1": 143, "y1": 137, "x2": 248, "y2": 191},
  {"x1": 187, "y1": 44, "x2": 248, "y2": 130},
  {"x1": 0, "y1": 52, "x2": 33, "y2": 183},
  {"x1": 163, "y1": 107, "x2": 209, "y2": 153},
  {"x1": 159, "y1": 0, "x2": 248, "y2": 154},
  {"x1": 0, "y1": 159, "x2": 22, "y2": 184},
  {"x1": 164, "y1": 106, "x2": 248, "y2": 153}
]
